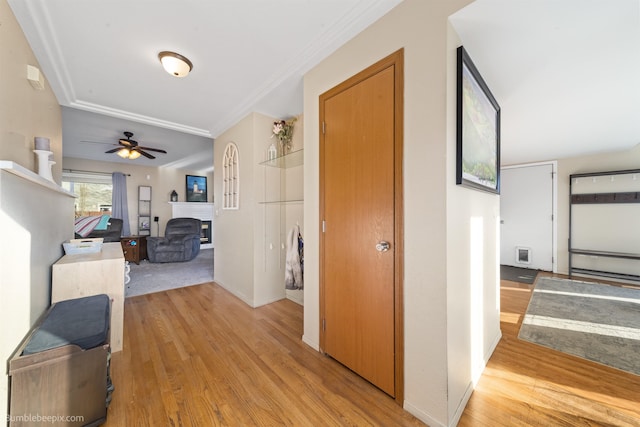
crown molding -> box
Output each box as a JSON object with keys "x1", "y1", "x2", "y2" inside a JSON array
[
  {"x1": 8, "y1": 0, "x2": 77, "y2": 104},
  {"x1": 208, "y1": 0, "x2": 403, "y2": 137},
  {"x1": 70, "y1": 101, "x2": 212, "y2": 138}
]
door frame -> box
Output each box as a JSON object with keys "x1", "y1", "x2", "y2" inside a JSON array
[
  {"x1": 501, "y1": 160, "x2": 558, "y2": 273},
  {"x1": 318, "y1": 49, "x2": 404, "y2": 403}
]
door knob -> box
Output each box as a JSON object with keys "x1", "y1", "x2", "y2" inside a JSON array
[{"x1": 376, "y1": 241, "x2": 391, "y2": 252}]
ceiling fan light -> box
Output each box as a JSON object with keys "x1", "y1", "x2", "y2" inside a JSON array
[
  {"x1": 128, "y1": 150, "x2": 141, "y2": 160},
  {"x1": 117, "y1": 148, "x2": 130, "y2": 158},
  {"x1": 158, "y1": 51, "x2": 193, "y2": 77}
]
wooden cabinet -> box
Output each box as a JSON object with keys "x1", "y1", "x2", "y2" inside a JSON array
[
  {"x1": 121, "y1": 235, "x2": 147, "y2": 264},
  {"x1": 52, "y1": 242, "x2": 125, "y2": 352},
  {"x1": 10, "y1": 344, "x2": 109, "y2": 426},
  {"x1": 8, "y1": 295, "x2": 111, "y2": 426}
]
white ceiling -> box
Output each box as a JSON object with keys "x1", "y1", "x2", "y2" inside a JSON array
[
  {"x1": 450, "y1": 0, "x2": 640, "y2": 165},
  {"x1": 8, "y1": 0, "x2": 640, "y2": 170}
]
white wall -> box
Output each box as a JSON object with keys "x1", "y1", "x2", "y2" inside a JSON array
[
  {"x1": 0, "y1": 0, "x2": 69, "y2": 419},
  {"x1": 445, "y1": 22, "x2": 501, "y2": 423},
  {"x1": 0, "y1": 171, "x2": 74, "y2": 423},
  {"x1": 303, "y1": 0, "x2": 500, "y2": 425},
  {"x1": 499, "y1": 163, "x2": 556, "y2": 271}
]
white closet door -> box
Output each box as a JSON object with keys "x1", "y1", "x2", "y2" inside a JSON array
[{"x1": 500, "y1": 163, "x2": 554, "y2": 271}]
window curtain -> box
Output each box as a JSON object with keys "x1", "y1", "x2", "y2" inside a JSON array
[{"x1": 112, "y1": 172, "x2": 130, "y2": 236}]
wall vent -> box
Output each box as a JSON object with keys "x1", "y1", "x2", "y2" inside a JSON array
[{"x1": 516, "y1": 247, "x2": 531, "y2": 264}]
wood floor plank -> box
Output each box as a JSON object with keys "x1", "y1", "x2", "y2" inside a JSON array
[
  {"x1": 458, "y1": 275, "x2": 640, "y2": 427},
  {"x1": 106, "y1": 283, "x2": 424, "y2": 426},
  {"x1": 106, "y1": 278, "x2": 640, "y2": 426}
]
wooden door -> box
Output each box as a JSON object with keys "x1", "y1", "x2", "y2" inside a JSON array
[{"x1": 320, "y1": 51, "x2": 403, "y2": 399}]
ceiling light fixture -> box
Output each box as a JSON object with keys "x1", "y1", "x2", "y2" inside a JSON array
[
  {"x1": 158, "y1": 51, "x2": 193, "y2": 77},
  {"x1": 117, "y1": 148, "x2": 141, "y2": 160}
]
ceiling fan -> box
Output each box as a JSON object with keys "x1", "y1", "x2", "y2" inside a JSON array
[{"x1": 105, "y1": 131, "x2": 167, "y2": 160}]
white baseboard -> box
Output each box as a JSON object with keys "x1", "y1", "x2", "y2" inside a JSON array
[
  {"x1": 405, "y1": 329, "x2": 503, "y2": 427},
  {"x1": 252, "y1": 295, "x2": 286, "y2": 308},
  {"x1": 302, "y1": 335, "x2": 319, "y2": 351},
  {"x1": 449, "y1": 329, "x2": 503, "y2": 426},
  {"x1": 214, "y1": 281, "x2": 253, "y2": 307},
  {"x1": 403, "y1": 401, "x2": 446, "y2": 427}
]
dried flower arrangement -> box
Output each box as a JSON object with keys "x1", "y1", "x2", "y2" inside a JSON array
[{"x1": 271, "y1": 117, "x2": 297, "y2": 153}]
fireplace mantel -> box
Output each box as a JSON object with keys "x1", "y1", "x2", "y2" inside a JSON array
[{"x1": 169, "y1": 202, "x2": 214, "y2": 248}]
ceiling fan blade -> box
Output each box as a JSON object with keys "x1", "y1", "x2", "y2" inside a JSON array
[
  {"x1": 136, "y1": 148, "x2": 156, "y2": 159},
  {"x1": 105, "y1": 147, "x2": 122, "y2": 154},
  {"x1": 137, "y1": 146, "x2": 167, "y2": 154},
  {"x1": 81, "y1": 140, "x2": 116, "y2": 146},
  {"x1": 118, "y1": 139, "x2": 134, "y2": 147}
]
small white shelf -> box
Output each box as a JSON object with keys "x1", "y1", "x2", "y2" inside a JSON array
[
  {"x1": 0, "y1": 160, "x2": 75, "y2": 197},
  {"x1": 258, "y1": 199, "x2": 304, "y2": 205}
]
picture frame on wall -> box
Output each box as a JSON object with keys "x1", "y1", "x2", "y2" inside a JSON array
[
  {"x1": 456, "y1": 46, "x2": 501, "y2": 194},
  {"x1": 186, "y1": 175, "x2": 207, "y2": 202}
]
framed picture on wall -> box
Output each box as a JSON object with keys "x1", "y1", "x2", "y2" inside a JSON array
[
  {"x1": 456, "y1": 46, "x2": 501, "y2": 194},
  {"x1": 186, "y1": 175, "x2": 207, "y2": 202}
]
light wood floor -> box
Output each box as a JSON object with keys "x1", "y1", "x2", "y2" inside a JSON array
[
  {"x1": 106, "y1": 278, "x2": 640, "y2": 426},
  {"x1": 459, "y1": 274, "x2": 640, "y2": 427},
  {"x1": 105, "y1": 283, "x2": 423, "y2": 426}
]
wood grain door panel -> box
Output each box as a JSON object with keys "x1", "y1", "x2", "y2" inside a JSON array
[{"x1": 322, "y1": 65, "x2": 396, "y2": 395}]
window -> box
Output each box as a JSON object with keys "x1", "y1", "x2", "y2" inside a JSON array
[
  {"x1": 62, "y1": 171, "x2": 112, "y2": 217},
  {"x1": 222, "y1": 142, "x2": 239, "y2": 209}
]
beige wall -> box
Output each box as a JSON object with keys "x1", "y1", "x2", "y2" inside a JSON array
[
  {"x1": 255, "y1": 113, "x2": 304, "y2": 306},
  {"x1": 0, "y1": 0, "x2": 62, "y2": 181},
  {"x1": 213, "y1": 113, "x2": 257, "y2": 303},
  {"x1": 251, "y1": 112, "x2": 287, "y2": 307},
  {"x1": 213, "y1": 112, "x2": 303, "y2": 307},
  {"x1": 62, "y1": 157, "x2": 213, "y2": 238},
  {"x1": 0, "y1": 0, "x2": 69, "y2": 420},
  {"x1": 303, "y1": 0, "x2": 500, "y2": 425},
  {"x1": 555, "y1": 143, "x2": 640, "y2": 276},
  {"x1": 283, "y1": 119, "x2": 304, "y2": 305}
]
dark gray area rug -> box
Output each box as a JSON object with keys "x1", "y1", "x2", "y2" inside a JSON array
[
  {"x1": 125, "y1": 248, "x2": 214, "y2": 297},
  {"x1": 519, "y1": 276, "x2": 640, "y2": 376},
  {"x1": 500, "y1": 265, "x2": 538, "y2": 284}
]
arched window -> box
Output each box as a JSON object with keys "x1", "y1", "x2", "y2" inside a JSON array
[{"x1": 222, "y1": 142, "x2": 239, "y2": 209}]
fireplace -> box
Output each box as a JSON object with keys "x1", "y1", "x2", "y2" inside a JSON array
[
  {"x1": 200, "y1": 220, "x2": 212, "y2": 245},
  {"x1": 169, "y1": 202, "x2": 214, "y2": 249}
]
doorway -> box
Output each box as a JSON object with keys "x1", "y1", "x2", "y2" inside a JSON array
[
  {"x1": 319, "y1": 50, "x2": 404, "y2": 401},
  {"x1": 500, "y1": 162, "x2": 556, "y2": 272}
]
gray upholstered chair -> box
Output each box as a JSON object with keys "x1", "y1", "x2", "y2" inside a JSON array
[{"x1": 146, "y1": 218, "x2": 201, "y2": 263}]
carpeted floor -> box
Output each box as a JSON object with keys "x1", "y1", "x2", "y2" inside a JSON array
[
  {"x1": 500, "y1": 265, "x2": 538, "y2": 284},
  {"x1": 519, "y1": 276, "x2": 640, "y2": 376},
  {"x1": 125, "y1": 248, "x2": 214, "y2": 297}
]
